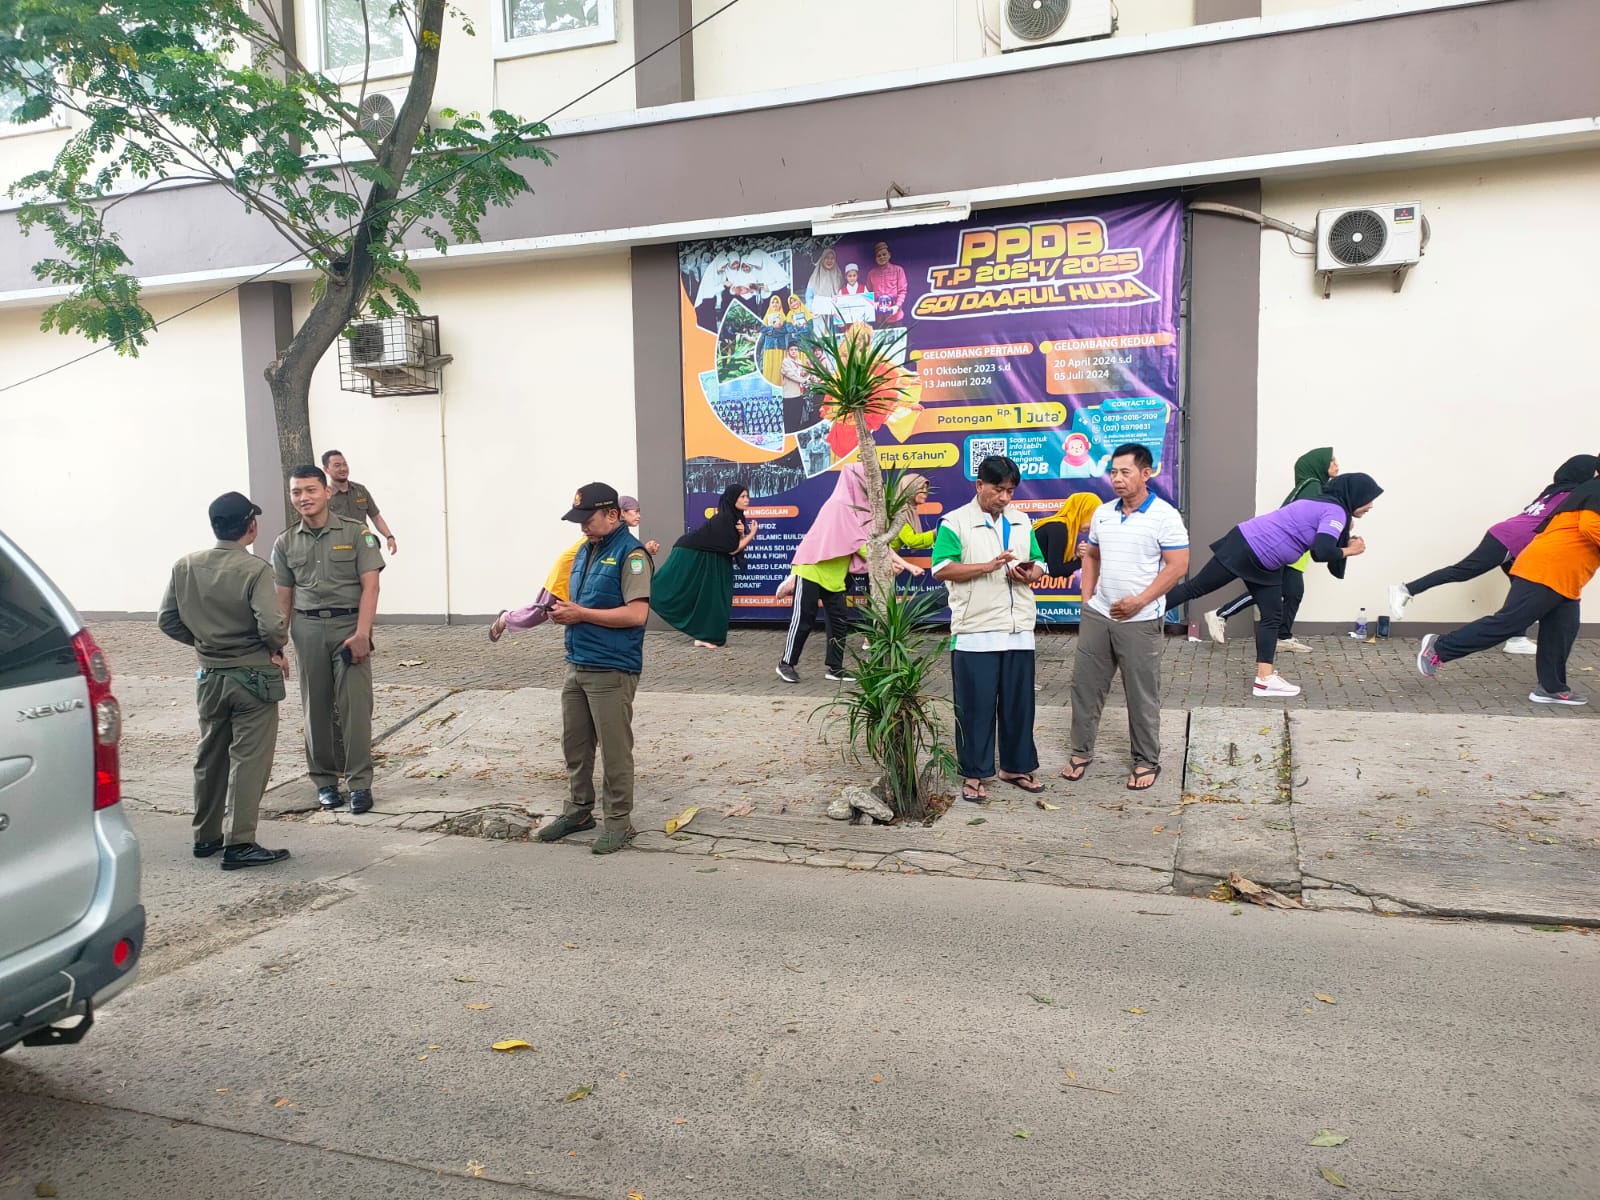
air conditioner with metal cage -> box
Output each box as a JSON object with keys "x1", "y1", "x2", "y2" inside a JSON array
[{"x1": 349, "y1": 317, "x2": 432, "y2": 369}]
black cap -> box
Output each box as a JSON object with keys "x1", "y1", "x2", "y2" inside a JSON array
[
  {"x1": 563, "y1": 482, "x2": 621, "y2": 522},
  {"x1": 209, "y1": 491, "x2": 262, "y2": 526}
]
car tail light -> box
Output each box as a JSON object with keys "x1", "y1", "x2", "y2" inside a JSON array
[
  {"x1": 112, "y1": 938, "x2": 133, "y2": 969},
  {"x1": 71, "y1": 630, "x2": 121, "y2": 810}
]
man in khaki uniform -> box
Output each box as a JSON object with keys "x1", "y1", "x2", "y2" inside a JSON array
[
  {"x1": 157, "y1": 492, "x2": 292, "y2": 871},
  {"x1": 322, "y1": 449, "x2": 398, "y2": 555},
  {"x1": 274, "y1": 465, "x2": 385, "y2": 815}
]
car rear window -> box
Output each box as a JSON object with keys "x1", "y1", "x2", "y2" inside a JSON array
[{"x1": 0, "y1": 553, "x2": 76, "y2": 689}]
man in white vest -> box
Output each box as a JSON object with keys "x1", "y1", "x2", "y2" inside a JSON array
[{"x1": 931, "y1": 456, "x2": 1048, "y2": 804}]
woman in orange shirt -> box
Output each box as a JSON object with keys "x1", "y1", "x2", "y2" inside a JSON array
[{"x1": 1417, "y1": 479, "x2": 1600, "y2": 706}]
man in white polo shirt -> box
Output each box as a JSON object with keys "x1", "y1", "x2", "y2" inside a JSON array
[{"x1": 1062, "y1": 443, "x2": 1189, "y2": 791}]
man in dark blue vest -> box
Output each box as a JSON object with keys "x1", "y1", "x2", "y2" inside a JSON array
[{"x1": 539, "y1": 482, "x2": 654, "y2": 855}]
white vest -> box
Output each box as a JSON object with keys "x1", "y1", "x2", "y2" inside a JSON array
[{"x1": 941, "y1": 498, "x2": 1038, "y2": 636}]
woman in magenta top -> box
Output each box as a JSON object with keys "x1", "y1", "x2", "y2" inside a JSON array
[
  {"x1": 1389, "y1": 454, "x2": 1598, "y2": 649},
  {"x1": 1161, "y1": 474, "x2": 1384, "y2": 699}
]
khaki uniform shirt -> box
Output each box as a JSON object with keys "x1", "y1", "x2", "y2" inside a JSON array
[
  {"x1": 158, "y1": 541, "x2": 287, "y2": 667},
  {"x1": 272, "y1": 514, "x2": 385, "y2": 610},
  {"x1": 327, "y1": 481, "x2": 380, "y2": 526}
]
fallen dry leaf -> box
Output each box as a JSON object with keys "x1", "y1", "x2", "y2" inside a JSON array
[
  {"x1": 465, "y1": 1161, "x2": 485, "y2": 1178},
  {"x1": 34, "y1": 1184, "x2": 58, "y2": 1199},
  {"x1": 723, "y1": 802, "x2": 754, "y2": 818},
  {"x1": 1314, "y1": 993, "x2": 1337, "y2": 1005},
  {"x1": 565, "y1": 1084, "x2": 594, "y2": 1103},
  {"x1": 871, "y1": 1074, "x2": 883, "y2": 1083},
  {"x1": 673, "y1": 1118, "x2": 687, "y2": 1125},
  {"x1": 273, "y1": 1098, "x2": 293, "y2": 1108},
  {"x1": 465, "y1": 1003, "x2": 492, "y2": 1011},
  {"x1": 1310, "y1": 1130, "x2": 1349, "y2": 1147},
  {"x1": 562, "y1": 942, "x2": 580, "y2": 950},
  {"x1": 1012, "y1": 1128, "x2": 1031, "y2": 1139},
  {"x1": 1035, "y1": 798, "x2": 1060, "y2": 810},
  {"x1": 1124, "y1": 1007, "x2": 1146, "y2": 1015},
  {"x1": 1227, "y1": 871, "x2": 1302, "y2": 909},
  {"x1": 1064, "y1": 1068, "x2": 1077, "y2": 1081},
  {"x1": 627, "y1": 1192, "x2": 645, "y2": 1200},
  {"x1": 968, "y1": 817, "x2": 987, "y2": 825},
  {"x1": 397, "y1": 658, "x2": 425, "y2": 667},
  {"x1": 1028, "y1": 993, "x2": 1056, "y2": 1006},
  {"x1": 453, "y1": 975, "x2": 478, "y2": 983},
  {"x1": 1319, "y1": 1165, "x2": 1347, "y2": 1187},
  {"x1": 492, "y1": 1039, "x2": 535, "y2": 1053},
  {"x1": 664, "y1": 806, "x2": 700, "y2": 836},
  {"x1": 616, "y1": 1072, "x2": 627, "y2": 1080}
]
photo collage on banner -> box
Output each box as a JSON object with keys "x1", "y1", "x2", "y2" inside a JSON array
[{"x1": 677, "y1": 193, "x2": 1184, "y2": 623}]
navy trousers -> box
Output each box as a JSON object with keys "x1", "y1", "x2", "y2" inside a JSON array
[{"x1": 951, "y1": 649, "x2": 1039, "y2": 779}]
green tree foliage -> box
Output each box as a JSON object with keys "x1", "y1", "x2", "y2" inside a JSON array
[{"x1": 1, "y1": 0, "x2": 550, "y2": 477}]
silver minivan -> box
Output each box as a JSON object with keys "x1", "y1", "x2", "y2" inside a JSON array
[{"x1": 0, "y1": 528, "x2": 143, "y2": 1053}]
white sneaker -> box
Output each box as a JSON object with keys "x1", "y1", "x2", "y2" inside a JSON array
[
  {"x1": 1503, "y1": 637, "x2": 1537, "y2": 655},
  {"x1": 1389, "y1": 584, "x2": 1411, "y2": 621},
  {"x1": 1204, "y1": 610, "x2": 1227, "y2": 644},
  {"x1": 1252, "y1": 673, "x2": 1301, "y2": 698},
  {"x1": 1278, "y1": 637, "x2": 1313, "y2": 654}
]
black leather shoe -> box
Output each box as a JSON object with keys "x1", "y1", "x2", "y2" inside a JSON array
[
  {"x1": 318, "y1": 786, "x2": 345, "y2": 810},
  {"x1": 193, "y1": 838, "x2": 224, "y2": 859},
  {"x1": 349, "y1": 789, "x2": 374, "y2": 815},
  {"x1": 221, "y1": 843, "x2": 291, "y2": 871}
]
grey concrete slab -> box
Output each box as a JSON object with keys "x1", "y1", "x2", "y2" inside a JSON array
[
  {"x1": 1291, "y1": 711, "x2": 1600, "y2": 924},
  {"x1": 5, "y1": 809, "x2": 1598, "y2": 1200}
]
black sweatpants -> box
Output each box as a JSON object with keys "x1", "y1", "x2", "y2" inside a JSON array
[
  {"x1": 1214, "y1": 567, "x2": 1306, "y2": 637},
  {"x1": 1406, "y1": 531, "x2": 1511, "y2": 595},
  {"x1": 1435, "y1": 577, "x2": 1581, "y2": 694},
  {"x1": 781, "y1": 576, "x2": 851, "y2": 673},
  {"x1": 951, "y1": 649, "x2": 1038, "y2": 779},
  {"x1": 1163, "y1": 529, "x2": 1284, "y2": 665}
]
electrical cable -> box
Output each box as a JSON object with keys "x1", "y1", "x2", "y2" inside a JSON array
[{"x1": 0, "y1": 0, "x2": 744, "y2": 395}]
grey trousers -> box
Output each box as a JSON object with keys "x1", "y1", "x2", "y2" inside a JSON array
[
  {"x1": 193, "y1": 671, "x2": 280, "y2": 846},
  {"x1": 561, "y1": 665, "x2": 639, "y2": 828},
  {"x1": 290, "y1": 613, "x2": 374, "y2": 790},
  {"x1": 1070, "y1": 608, "x2": 1164, "y2": 768}
]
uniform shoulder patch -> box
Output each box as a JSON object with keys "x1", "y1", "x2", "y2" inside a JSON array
[
  {"x1": 363, "y1": 532, "x2": 379, "y2": 548},
  {"x1": 628, "y1": 554, "x2": 645, "y2": 574}
]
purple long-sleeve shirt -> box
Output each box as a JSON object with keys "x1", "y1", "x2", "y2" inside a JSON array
[{"x1": 1238, "y1": 499, "x2": 1347, "y2": 569}]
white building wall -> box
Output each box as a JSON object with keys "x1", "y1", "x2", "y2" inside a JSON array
[
  {"x1": 1256, "y1": 149, "x2": 1600, "y2": 626},
  {"x1": 301, "y1": 252, "x2": 637, "y2": 618},
  {"x1": 0, "y1": 293, "x2": 251, "y2": 612}
]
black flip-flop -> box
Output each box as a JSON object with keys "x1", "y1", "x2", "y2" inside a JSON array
[
  {"x1": 961, "y1": 781, "x2": 988, "y2": 803},
  {"x1": 1000, "y1": 773, "x2": 1047, "y2": 795},
  {"x1": 1127, "y1": 764, "x2": 1162, "y2": 792},
  {"x1": 1059, "y1": 757, "x2": 1092, "y2": 782}
]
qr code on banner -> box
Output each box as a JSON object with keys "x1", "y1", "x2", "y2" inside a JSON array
[{"x1": 968, "y1": 437, "x2": 1008, "y2": 472}]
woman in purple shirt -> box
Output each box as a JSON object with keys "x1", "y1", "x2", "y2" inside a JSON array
[
  {"x1": 1390, "y1": 455, "x2": 1598, "y2": 653},
  {"x1": 1161, "y1": 474, "x2": 1384, "y2": 698}
]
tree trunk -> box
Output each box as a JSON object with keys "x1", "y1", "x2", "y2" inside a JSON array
[
  {"x1": 853, "y1": 413, "x2": 895, "y2": 607},
  {"x1": 259, "y1": 0, "x2": 447, "y2": 525}
]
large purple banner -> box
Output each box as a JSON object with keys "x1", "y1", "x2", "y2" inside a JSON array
[{"x1": 677, "y1": 192, "x2": 1184, "y2": 622}]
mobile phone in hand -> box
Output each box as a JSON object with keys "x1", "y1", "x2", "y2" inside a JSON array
[{"x1": 339, "y1": 646, "x2": 354, "y2": 667}]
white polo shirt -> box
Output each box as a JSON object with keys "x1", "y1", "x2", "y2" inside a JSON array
[{"x1": 1086, "y1": 493, "x2": 1189, "y2": 622}]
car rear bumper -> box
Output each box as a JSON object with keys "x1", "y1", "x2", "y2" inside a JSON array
[{"x1": 1, "y1": 903, "x2": 145, "y2": 1047}]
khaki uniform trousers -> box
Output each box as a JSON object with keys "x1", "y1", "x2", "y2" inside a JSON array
[
  {"x1": 290, "y1": 613, "x2": 374, "y2": 790},
  {"x1": 194, "y1": 671, "x2": 280, "y2": 846},
  {"x1": 560, "y1": 665, "x2": 638, "y2": 828}
]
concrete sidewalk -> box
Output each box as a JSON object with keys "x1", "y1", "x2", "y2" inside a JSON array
[{"x1": 105, "y1": 622, "x2": 1598, "y2": 926}]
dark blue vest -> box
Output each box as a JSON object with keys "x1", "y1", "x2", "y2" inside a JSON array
[{"x1": 565, "y1": 526, "x2": 647, "y2": 674}]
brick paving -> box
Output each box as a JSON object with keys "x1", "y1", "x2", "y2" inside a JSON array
[{"x1": 95, "y1": 619, "x2": 1597, "y2": 718}]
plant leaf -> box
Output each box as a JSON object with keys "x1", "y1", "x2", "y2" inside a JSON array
[
  {"x1": 1318, "y1": 1165, "x2": 1347, "y2": 1187},
  {"x1": 492, "y1": 1039, "x2": 534, "y2": 1053},
  {"x1": 565, "y1": 1083, "x2": 593, "y2": 1103},
  {"x1": 1028, "y1": 993, "x2": 1056, "y2": 1006},
  {"x1": 1012, "y1": 1128, "x2": 1031, "y2": 1139},
  {"x1": 464, "y1": 1003, "x2": 491, "y2": 1011},
  {"x1": 1314, "y1": 993, "x2": 1337, "y2": 1005},
  {"x1": 664, "y1": 806, "x2": 699, "y2": 836},
  {"x1": 1310, "y1": 1130, "x2": 1349, "y2": 1147}
]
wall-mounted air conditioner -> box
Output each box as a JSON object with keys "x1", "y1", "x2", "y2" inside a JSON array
[
  {"x1": 356, "y1": 88, "x2": 413, "y2": 140},
  {"x1": 1000, "y1": 0, "x2": 1114, "y2": 53},
  {"x1": 1315, "y1": 202, "x2": 1426, "y2": 296}
]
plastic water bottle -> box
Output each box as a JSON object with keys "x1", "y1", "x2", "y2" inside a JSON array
[{"x1": 1352, "y1": 607, "x2": 1369, "y2": 640}]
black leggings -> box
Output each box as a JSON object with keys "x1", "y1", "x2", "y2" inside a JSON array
[
  {"x1": 1164, "y1": 530, "x2": 1283, "y2": 665},
  {"x1": 1214, "y1": 567, "x2": 1306, "y2": 637},
  {"x1": 1406, "y1": 532, "x2": 1511, "y2": 595}
]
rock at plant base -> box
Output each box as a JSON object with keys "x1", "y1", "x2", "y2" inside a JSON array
[
  {"x1": 826, "y1": 796, "x2": 854, "y2": 821},
  {"x1": 843, "y1": 785, "x2": 894, "y2": 823}
]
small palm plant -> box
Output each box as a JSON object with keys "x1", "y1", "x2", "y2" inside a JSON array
[{"x1": 796, "y1": 328, "x2": 957, "y2": 820}]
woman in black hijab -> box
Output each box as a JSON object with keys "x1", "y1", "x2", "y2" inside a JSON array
[{"x1": 650, "y1": 484, "x2": 758, "y2": 648}]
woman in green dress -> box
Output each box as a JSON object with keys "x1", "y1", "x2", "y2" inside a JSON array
[{"x1": 651, "y1": 484, "x2": 759, "y2": 648}]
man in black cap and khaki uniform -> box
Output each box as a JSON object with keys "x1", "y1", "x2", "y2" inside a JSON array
[
  {"x1": 273, "y1": 465, "x2": 385, "y2": 814},
  {"x1": 158, "y1": 492, "x2": 292, "y2": 870}
]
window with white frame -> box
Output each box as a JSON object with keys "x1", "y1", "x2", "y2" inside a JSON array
[
  {"x1": 320, "y1": 0, "x2": 410, "y2": 76},
  {"x1": 496, "y1": 0, "x2": 615, "y2": 57}
]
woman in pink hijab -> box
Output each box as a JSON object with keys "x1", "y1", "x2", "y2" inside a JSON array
[{"x1": 775, "y1": 463, "x2": 921, "y2": 684}]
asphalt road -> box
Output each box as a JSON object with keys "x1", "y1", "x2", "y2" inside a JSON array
[{"x1": 3, "y1": 811, "x2": 1597, "y2": 1200}]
